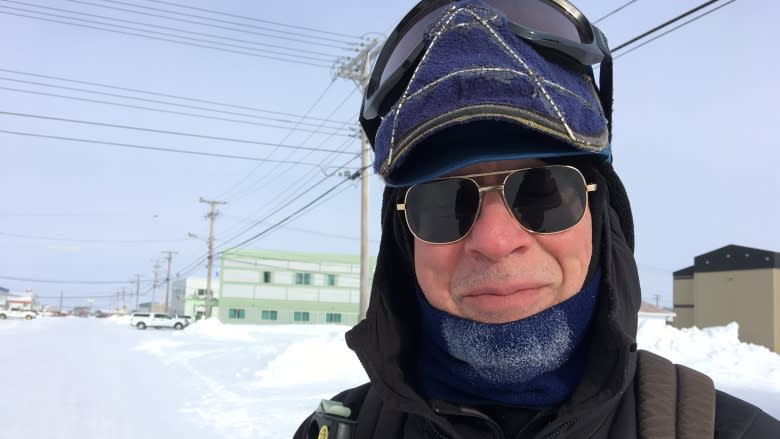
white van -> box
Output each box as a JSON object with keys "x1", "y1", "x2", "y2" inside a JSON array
[{"x1": 129, "y1": 312, "x2": 188, "y2": 330}]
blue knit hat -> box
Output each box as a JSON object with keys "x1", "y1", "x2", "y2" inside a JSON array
[{"x1": 373, "y1": 1, "x2": 611, "y2": 187}]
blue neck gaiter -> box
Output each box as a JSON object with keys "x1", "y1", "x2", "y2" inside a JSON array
[{"x1": 415, "y1": 270, "x2": 601, "y2": 408}]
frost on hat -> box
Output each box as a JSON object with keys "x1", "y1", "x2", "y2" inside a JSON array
[{"x1": 373, "y1": 1, "x2": 610, "y2": 187}]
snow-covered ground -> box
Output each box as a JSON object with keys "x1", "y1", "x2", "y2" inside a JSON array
[{"x1": 1, "y1": 316, "x2": 778, "y2": 439}]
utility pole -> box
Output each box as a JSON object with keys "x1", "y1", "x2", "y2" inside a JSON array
[
  {"x1": 161, "y1": 250, "x2": 177, "y2": 313},
  {"x1": 333, "y1": 38, "x2": 382, "y2": 321},
  {"x1": 151, "y1": 260, "x2": 161, "y2": 313},
  {"x1": 58, "y1": 291, "x2": 63, "y2": 313},
  {"x1": 200, "y1": 197, "x2": 227, "y2": 319},
  {"x1": 133, "y1": 274, "x2": 141, "y2": 311}
]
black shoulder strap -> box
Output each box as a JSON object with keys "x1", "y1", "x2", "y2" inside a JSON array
[
  {"x1": 354, "y1": 385, "x2": 409, "y2": 438},
  {"x1": 636, "y1": 350, "x2": 716, "y2": 439},
  {"x1": 354, "y1": 385, "x2": 383, "y2": 438}
]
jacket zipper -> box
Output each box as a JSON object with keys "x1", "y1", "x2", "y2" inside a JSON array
[
  {"x1": 430, "y1": 403, "x2": 505, "y2": 439},
  {"x1": 542, "y1": 418, "x2": 577, "y2": 439}
]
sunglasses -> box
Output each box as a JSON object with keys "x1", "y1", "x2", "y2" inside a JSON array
[
  {"x1": 360, "y1": 0, "x2": 613, "y2": 145},
  {"x1": 396, "y1": 165, "x2": 596, "y2": 244}
]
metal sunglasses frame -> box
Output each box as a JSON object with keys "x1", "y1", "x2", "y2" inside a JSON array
[{"x1": 396, "y1": 164, "x2": 597, "y2": 244}]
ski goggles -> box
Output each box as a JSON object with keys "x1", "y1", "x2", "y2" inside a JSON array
[
  {"x1": 360, "y1": 0, "x2": 612, "y2": 144},
  {"x1": 396, "y1": 164, "x2": 596, "y2": 244}
]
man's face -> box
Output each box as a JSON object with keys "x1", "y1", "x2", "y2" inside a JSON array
[{"x1": 413, "y1": 159, "x2": 593, "y2": 324}]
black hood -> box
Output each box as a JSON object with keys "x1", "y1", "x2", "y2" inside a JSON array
[{"x1": 345, "y1": 161, "x2": 642, "y2": 436}]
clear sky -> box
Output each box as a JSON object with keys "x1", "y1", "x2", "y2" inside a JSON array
[{"x1": 2, "y1": 0, "x2": 777, "y2": 310}]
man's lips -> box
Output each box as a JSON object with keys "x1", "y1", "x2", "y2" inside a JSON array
[{"x1": 460, "y1": 284, "x2": 547, "y2": 298}]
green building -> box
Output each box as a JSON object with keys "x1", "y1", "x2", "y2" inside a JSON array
[{"x1": 214, "y1": 248, "x2": 376, "y2": 325}]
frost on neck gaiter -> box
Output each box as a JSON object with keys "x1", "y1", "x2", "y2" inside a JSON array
[{"x1": 441, "y1": 308, "x2": 574, "y2": 385}]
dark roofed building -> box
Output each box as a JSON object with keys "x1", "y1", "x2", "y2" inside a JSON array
[{"x1": 673, "y1": 244, "x2": 780, "y2": 353}]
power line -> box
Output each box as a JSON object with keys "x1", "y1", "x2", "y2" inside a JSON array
[
  {"x1": 216, "y1": 139, "x2": 355, "y2": 237},
  {"x1": 175, "y1": 175, "x2": 338, "y2": 276},
  {"x1": 0, "y1": 9, "x2": 334, "y2": 68},
  {"x1": 224, "y1": 173, "x2": 360, "y2": 251},
  {"x1": 219, "y1": 219, "x2": 379, "y2": 243},
  {"x1": 37, "y1": 293, "x2": 126, "y2": 299},
  {"x1": 0, "y1": 129, "x2": 331, "y2": 166},
  {"x1": 212, "y1": 164, "x2": 353, "y2": 253},
  {"x1": 0, "y1": 68, "x2": 354, "y2": 126},
  {"x1": 613, "y1": 0, "x2": 736, "y2": 60},
  {"x1": 593, "y1": 0, "x2": 639, "y2": 24},
  {"x1": 178, "y1": 174, "x2": 358, "y2": 277},
  {"x1": 213, "y1": 79, "x2": 342, "y2": 200},
  {"x1": 0, "y1": 6, "x2": 337, "y2": 65},
  {"x1": 0, "y1": 275, "x2": 151, "y2": 284},
  {"x1": 0, "y1": 111, "x2": 356, "y2": 155},
  {"x1": 93, "y1": 0, "x2": 364, "y2": 42},
  {"x1": 0, "y1": 86, "x2": 353, "y2": 136},
  {"x1": 612, "y1": 0, "x2": 725, "y2": 53},
  {"x1": 3, "y1": 0, "x2": 354, "y2": 55},
  {"x1": 236, "y1": 88, "x2": 361, "y2": 207},
  {"x1": 209, "y1": 88, "x2": 364, "y2": 249},
  {"x1": 65, "y1": 0, "x2": 359, "y2": 49},
  {"x1": 179, "y1": 135, "x2": 365, "y2": 277},
  {"x1": 175, "y1": 166, "x2": 362, "y2": 277},
  {"x1": 215, "y1": 89, "x2": 363, "y2": 237},
  {"x1": 0, "y1": 231, "x2": 187, "y2": 244}
]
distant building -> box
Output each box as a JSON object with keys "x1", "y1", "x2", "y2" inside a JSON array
[
  {"x1": 5, "y1": 290, "x2": 37, "y2": 310},
  {"x1": 673, "y1": 244, "x2": 780, "y2": 353},
  {"x1": 174, "y1": 277, "x2": 209, "y2": 320},
  {"x1": 216, "y1": 249, "x2": 376, "y2": 325},
  {"x1": 136, "y1": 301, "x2": 165, "y2": 313}
]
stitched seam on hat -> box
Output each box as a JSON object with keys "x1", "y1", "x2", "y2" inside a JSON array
[
  {"x1": 388, "y1": 4, "x2": 593, "y2": 172},
  {"x1": 387, "y1": 4, "x2": 462, "y2": 167},
  {"x1": 402, "y1": 67, "x2": 599, "y2": 113},
  {"x1": 457, "y1": 6, "x2": 577, "y2": 141}
]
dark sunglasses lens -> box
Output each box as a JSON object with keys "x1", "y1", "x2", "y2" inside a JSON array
[
  {"x1": 405, "y1": 179, "x2": 480, "y2": 243},
  {"x1": 504, "y1": 166, "x2": 586, "y2": 233}
]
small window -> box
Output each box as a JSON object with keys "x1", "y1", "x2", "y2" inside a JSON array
[
  {"x1": 293, "y1": 311, "x2": 310, "y2": 322},
  {"x1": 196, "y1": 289, "x2": 206, "y2": 296},
  {"x1": 325, "y1": 313, "x2": 342, "y2": 324},
  {"x1": 154, "y1": 314, "x2": 171, "y2": 319},
  {"x1": 261, "y1": 310, "x2": 278, "y2": 321},
  {"x1": 295, "y1": 272, "x2": 312, "y2": 285},
  {"x1": 326, "y1": 274, "x2": 337, "y2": 287},
  {"x1": 263, "y1": 271, "x2": 272, "y2": 283},
  {"x1": 228, "y1": 308, "x2": 246, "y2": 319}
]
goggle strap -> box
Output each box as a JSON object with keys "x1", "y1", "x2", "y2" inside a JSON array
[{"x1": 599, "y1": 56, "x2": 614, "y2": 143}]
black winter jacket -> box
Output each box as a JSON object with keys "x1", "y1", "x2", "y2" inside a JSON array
[{"x1": 294, "y1": 162, "x2": 780, "y2": 438}]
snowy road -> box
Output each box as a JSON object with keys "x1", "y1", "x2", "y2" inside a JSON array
[
  {"x1": 0, "y1": 318, "x2": 215, "y2": 439},
  {"x1": 1, "y1": 316, "x2": 778, "y2": 439},
  {"x1": 0, "y1": 316, "x2": 366, "y2": 439}
]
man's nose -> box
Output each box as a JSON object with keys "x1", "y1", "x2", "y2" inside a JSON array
[{"x1": 463, "y1": 191, "x2": 533, "y2": 260}]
